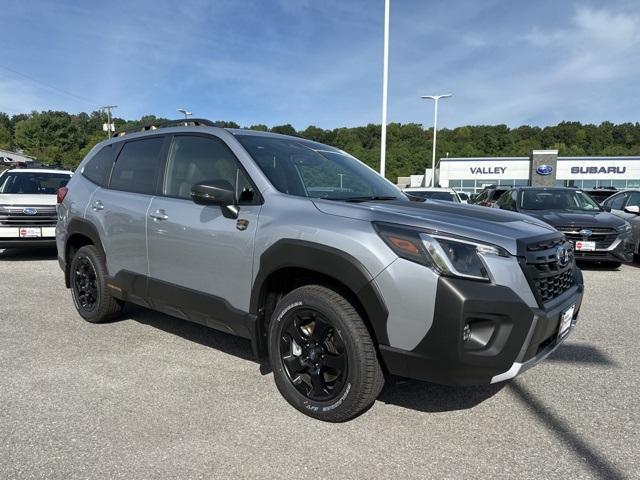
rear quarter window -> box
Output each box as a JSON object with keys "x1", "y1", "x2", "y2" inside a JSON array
[{"x1": 82, "y1": 144, "x2": 118, "y2": 187}]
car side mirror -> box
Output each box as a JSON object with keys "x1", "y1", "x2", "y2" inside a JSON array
[
  {"x1": 602, "y1": 205, "x2": 611, "y2": 212},
  {"x1": 191, "y1": 180, "x2": 239, "y2": 219},
  {"x1": 624, "y1": 205, "x2": 640, "y2": 215}
]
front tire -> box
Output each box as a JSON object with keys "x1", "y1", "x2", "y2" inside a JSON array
[
  {"x1": 268, "y1": 285, "x2": 384, "y2": 422},
  {"x1": 70, "y1": 245, "x2": 123, "y2": 323}
]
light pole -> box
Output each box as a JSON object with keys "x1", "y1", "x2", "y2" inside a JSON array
[
  {"x1": 177, "y1": 108, "x2": 192, "y2": 120},
  {"x1": 421, "y1": 94, "x2": 452, "y2": 186},
  {"x1": 338, "y1": 173, "x2": 345, "y2": 189},
  {"x1": 379, "y1": 0, "x2": 390, "y2": 178},
  {"x1": 100, "y1": 105, "x2": 117, "y2": 139}
]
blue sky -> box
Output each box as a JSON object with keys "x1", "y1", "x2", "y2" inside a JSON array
[{"x1": 1, "y1": 0, "x2": 639, "y2": 129}]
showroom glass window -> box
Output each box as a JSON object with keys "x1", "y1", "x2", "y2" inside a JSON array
[
  {"x1": 163, "y1": 135, "x2": 257, "y2": 204},
  {"x1": 109, "y1": 137, "x2": 164, "y2": 195}
]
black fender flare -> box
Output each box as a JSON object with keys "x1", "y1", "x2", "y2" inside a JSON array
[
  {"x1": 62, "y1": 218, "x2": 105, "y2": 287},
  {"x1": 250, "y1": 239, "x2": 389, "y2": 345}
]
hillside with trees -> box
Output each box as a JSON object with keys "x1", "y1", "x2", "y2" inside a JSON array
[{"x1": 2, "y1": 111, "x2": 640, "y2": 180}]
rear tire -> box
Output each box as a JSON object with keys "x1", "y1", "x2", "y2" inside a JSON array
[
  {"x1": 268, "y1": 284, "x2": 384, "y2": 422},
  {"x1": 70, "y1": 245, "x2": 123, "y2": 323}
]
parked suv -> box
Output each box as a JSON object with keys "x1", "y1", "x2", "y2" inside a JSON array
[
  {"x1": 495, "y1": 186, "x2": 634, "y2": 266},
  {"x1": 0, "y1": 168, "x2": 73, "y2": 248},
  {"x1": 57, "y1": 120, "x2": 584, "y2": 422}
]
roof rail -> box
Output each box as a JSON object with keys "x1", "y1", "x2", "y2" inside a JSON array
[{"x1": 114, "y1": 118, "x2": 216, "y2": 137}]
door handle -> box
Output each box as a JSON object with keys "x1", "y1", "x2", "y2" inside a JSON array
[
  {"x1": 149, "y1": 209, "x2": 169, "y2": 221},
  {"x1": 92, "y1": 200, "x2": 104, "y2": 211}
]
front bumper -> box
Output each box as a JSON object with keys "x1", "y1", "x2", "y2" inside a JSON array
[
  {"x1": 0, "y1": 226, "x2": 57, "y2": 248},
  {"x1": 379, "y1": 273, "x2": 583, "y2": 386},
  {"x1": 571, "y1": 232, "x2": 634, "y2": 263}
]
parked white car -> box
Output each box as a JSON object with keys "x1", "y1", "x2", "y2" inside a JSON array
[
  {"x1": 403, "y1": 187, "x2": 462, "y2": 203},
  {"x1": 0, "y1": 168, "x2": 73, "y2": 248}
]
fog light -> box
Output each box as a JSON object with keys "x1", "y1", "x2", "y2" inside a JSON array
[{"x1": 463, "y1": 323, "x2": 471, "y2": 342}]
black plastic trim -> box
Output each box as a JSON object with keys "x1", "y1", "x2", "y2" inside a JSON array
[
  {"x1": 63, "y1": 218, "x2": 106, "y2": 288},
  {"x1": 251, "y1": 239, "x2": 389, "y2": 345},
  {"x1": 380, "y1": 275, "x2": 583, "y2": 386},
  {"x1": 106, "y1": 270, "x2": 261, "y2": 354}
]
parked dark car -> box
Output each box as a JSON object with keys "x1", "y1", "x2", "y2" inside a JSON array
[
  {"x1": 495, "y1": 187, "x2": 634, "y2": 266},
  {"x1": 582, "y1": 187, "x2": 618, "y2": 203},
  {"x1": 602, "y1": 189, "x2": 640, "y2": 261},
  {"x1": 469, "y1": 185, "x2": 511, "y2": 207}
]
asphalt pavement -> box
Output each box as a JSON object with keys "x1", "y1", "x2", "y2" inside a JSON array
[{"x1": 0, "y1": 247, "x2": 638, "y2": 479}]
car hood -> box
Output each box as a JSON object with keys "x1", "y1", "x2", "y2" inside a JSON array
[
  {"x1": 312, "y1": 198, "x2": 558, "y2": 256},
  {"x1": 521, "y1": 209, "x2": 627, "y2": 229},
  {"x1": 0, "y1": 194, "x2": 57, "y2": 206}
]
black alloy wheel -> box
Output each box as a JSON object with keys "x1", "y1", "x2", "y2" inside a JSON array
[
  {"x1": 69, "y1": 245, "x2": 123, "y2": 323},
  {"x1": 72, "y1": 256, "x2": 99, "y2": 312},
  {"x1": 279, "y1": 308, "x2": 347, "y2": 402}
]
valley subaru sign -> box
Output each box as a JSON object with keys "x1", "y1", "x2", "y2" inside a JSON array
[
  {"x1": 557, "y1": 158, "x2": 640, "y2": 180},
  {"x1": 439, "y1": 158, "x2": 530, "y2": 180},
  {"x1": 434, "y1": 153, "x2": 640, "y2": 190}
]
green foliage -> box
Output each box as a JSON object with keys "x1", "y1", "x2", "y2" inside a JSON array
[{"x1": 2, "y1": 110, "x2": 640, "y2": 178}]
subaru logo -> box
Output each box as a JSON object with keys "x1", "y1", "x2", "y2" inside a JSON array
[
  {"x1": 536, "y1": 165, "x2": 553, "y2": 175},
  {"x1": 556, "y1": 245, "x2": 570, "y2": 267},
  {"x1": 23, "y1": 207, "x2": 38, "y2": 215},
  {"x1": 579, "y1": 229, "x2": 593, "y2": 238}
]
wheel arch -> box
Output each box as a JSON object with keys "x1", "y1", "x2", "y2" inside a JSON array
[
  {"x1": 63, "y1": 219, "x2": 105, "y2": 288},
  {"x1": 250, "y1": 240, "x2": 389, "y2": 354}
]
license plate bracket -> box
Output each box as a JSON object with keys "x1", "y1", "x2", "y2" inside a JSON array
[
  {"x1": 19, "y1": 227, "x2": 42, "y2": 238},
  {"x1": 575, "y1": 240, "x2": 595, "y2": 251},
  {"x1": 558, "y1": 304, "x2": 575, "y2": 339}
]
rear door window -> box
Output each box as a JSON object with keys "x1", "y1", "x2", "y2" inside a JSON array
[
  {"x1": 607, "y1": 193, "x2": 627, "y2": 210},
  {"x1": 109, "y1": 137, "x2": 164, "y2": 195},
  {"x1": 625, "y1": 192, "x2": 640, "y2": 208}
]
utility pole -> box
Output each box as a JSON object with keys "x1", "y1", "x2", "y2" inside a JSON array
[
  {"x1": 100, "y1": 105, "x2": 117, "y2": 139},
  {"x1": 421, "y1": 94, "x2": 452, "y2": 186},
  {"x1": 379, "y1": 0, "x2": 390, "y2": 178}
]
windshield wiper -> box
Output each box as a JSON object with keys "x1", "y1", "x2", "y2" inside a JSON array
[{"x1": 325, "y1": 195, "x2": 399, "y2": 202}]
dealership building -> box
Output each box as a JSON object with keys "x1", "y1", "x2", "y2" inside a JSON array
[{"x1": 401, "y1": 150, "x2": 640, "y2": 193}]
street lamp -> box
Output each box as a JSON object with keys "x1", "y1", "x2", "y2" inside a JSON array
[
  {"x1": 421, "y1": 94, "x2": 452, "y2": 187},
  {"x1": 177, "y1": 108, "x2": 192, "y2": 120},
  {"x1": 379, "y1": 0, "x2": 390, "y2": 178}
]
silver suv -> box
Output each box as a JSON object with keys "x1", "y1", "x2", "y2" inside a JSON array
[{"x1": 56, "y1": 119, "x2": 584, "y2": 422}]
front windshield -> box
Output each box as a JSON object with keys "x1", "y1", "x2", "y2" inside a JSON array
[
  {"x1": 521, "y1": 189, "x2": 601, "y2": 211},
  {"x1": 235, "y1": 134, "x2": 405, "y2": 201},
  {"x1": 0, "y1": 171, "x2": 70, "y2": 194}
]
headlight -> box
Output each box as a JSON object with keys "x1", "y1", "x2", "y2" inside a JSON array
[
  {"x1": 374, "y1": 222, "x2": 510, "y2": 281},
  {"x1": 617, "y1": 222, "x2": 632, "y2": 233}
]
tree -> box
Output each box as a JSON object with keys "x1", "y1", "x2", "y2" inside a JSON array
[{"x1": 270, "y1": 124, "x2": 297, "y2": 136}]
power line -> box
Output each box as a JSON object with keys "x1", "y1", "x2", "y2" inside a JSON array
[{"x1": 0, "y1": 63, "x2": 97, "y2": 108}]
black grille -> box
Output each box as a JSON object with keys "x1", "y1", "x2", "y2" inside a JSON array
[
  {"x1": 523, "y1": 237, "x2": 575, "y2": 304},
  {"x1": 530, "y1": 265, "x2": 574, "y2": 303},
  {"x1": 0, "y1": 206, "x2": 58, "y2": 227},
  {"x1": 556, "y1": 226, "x2": 618, "y2": 250}
]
